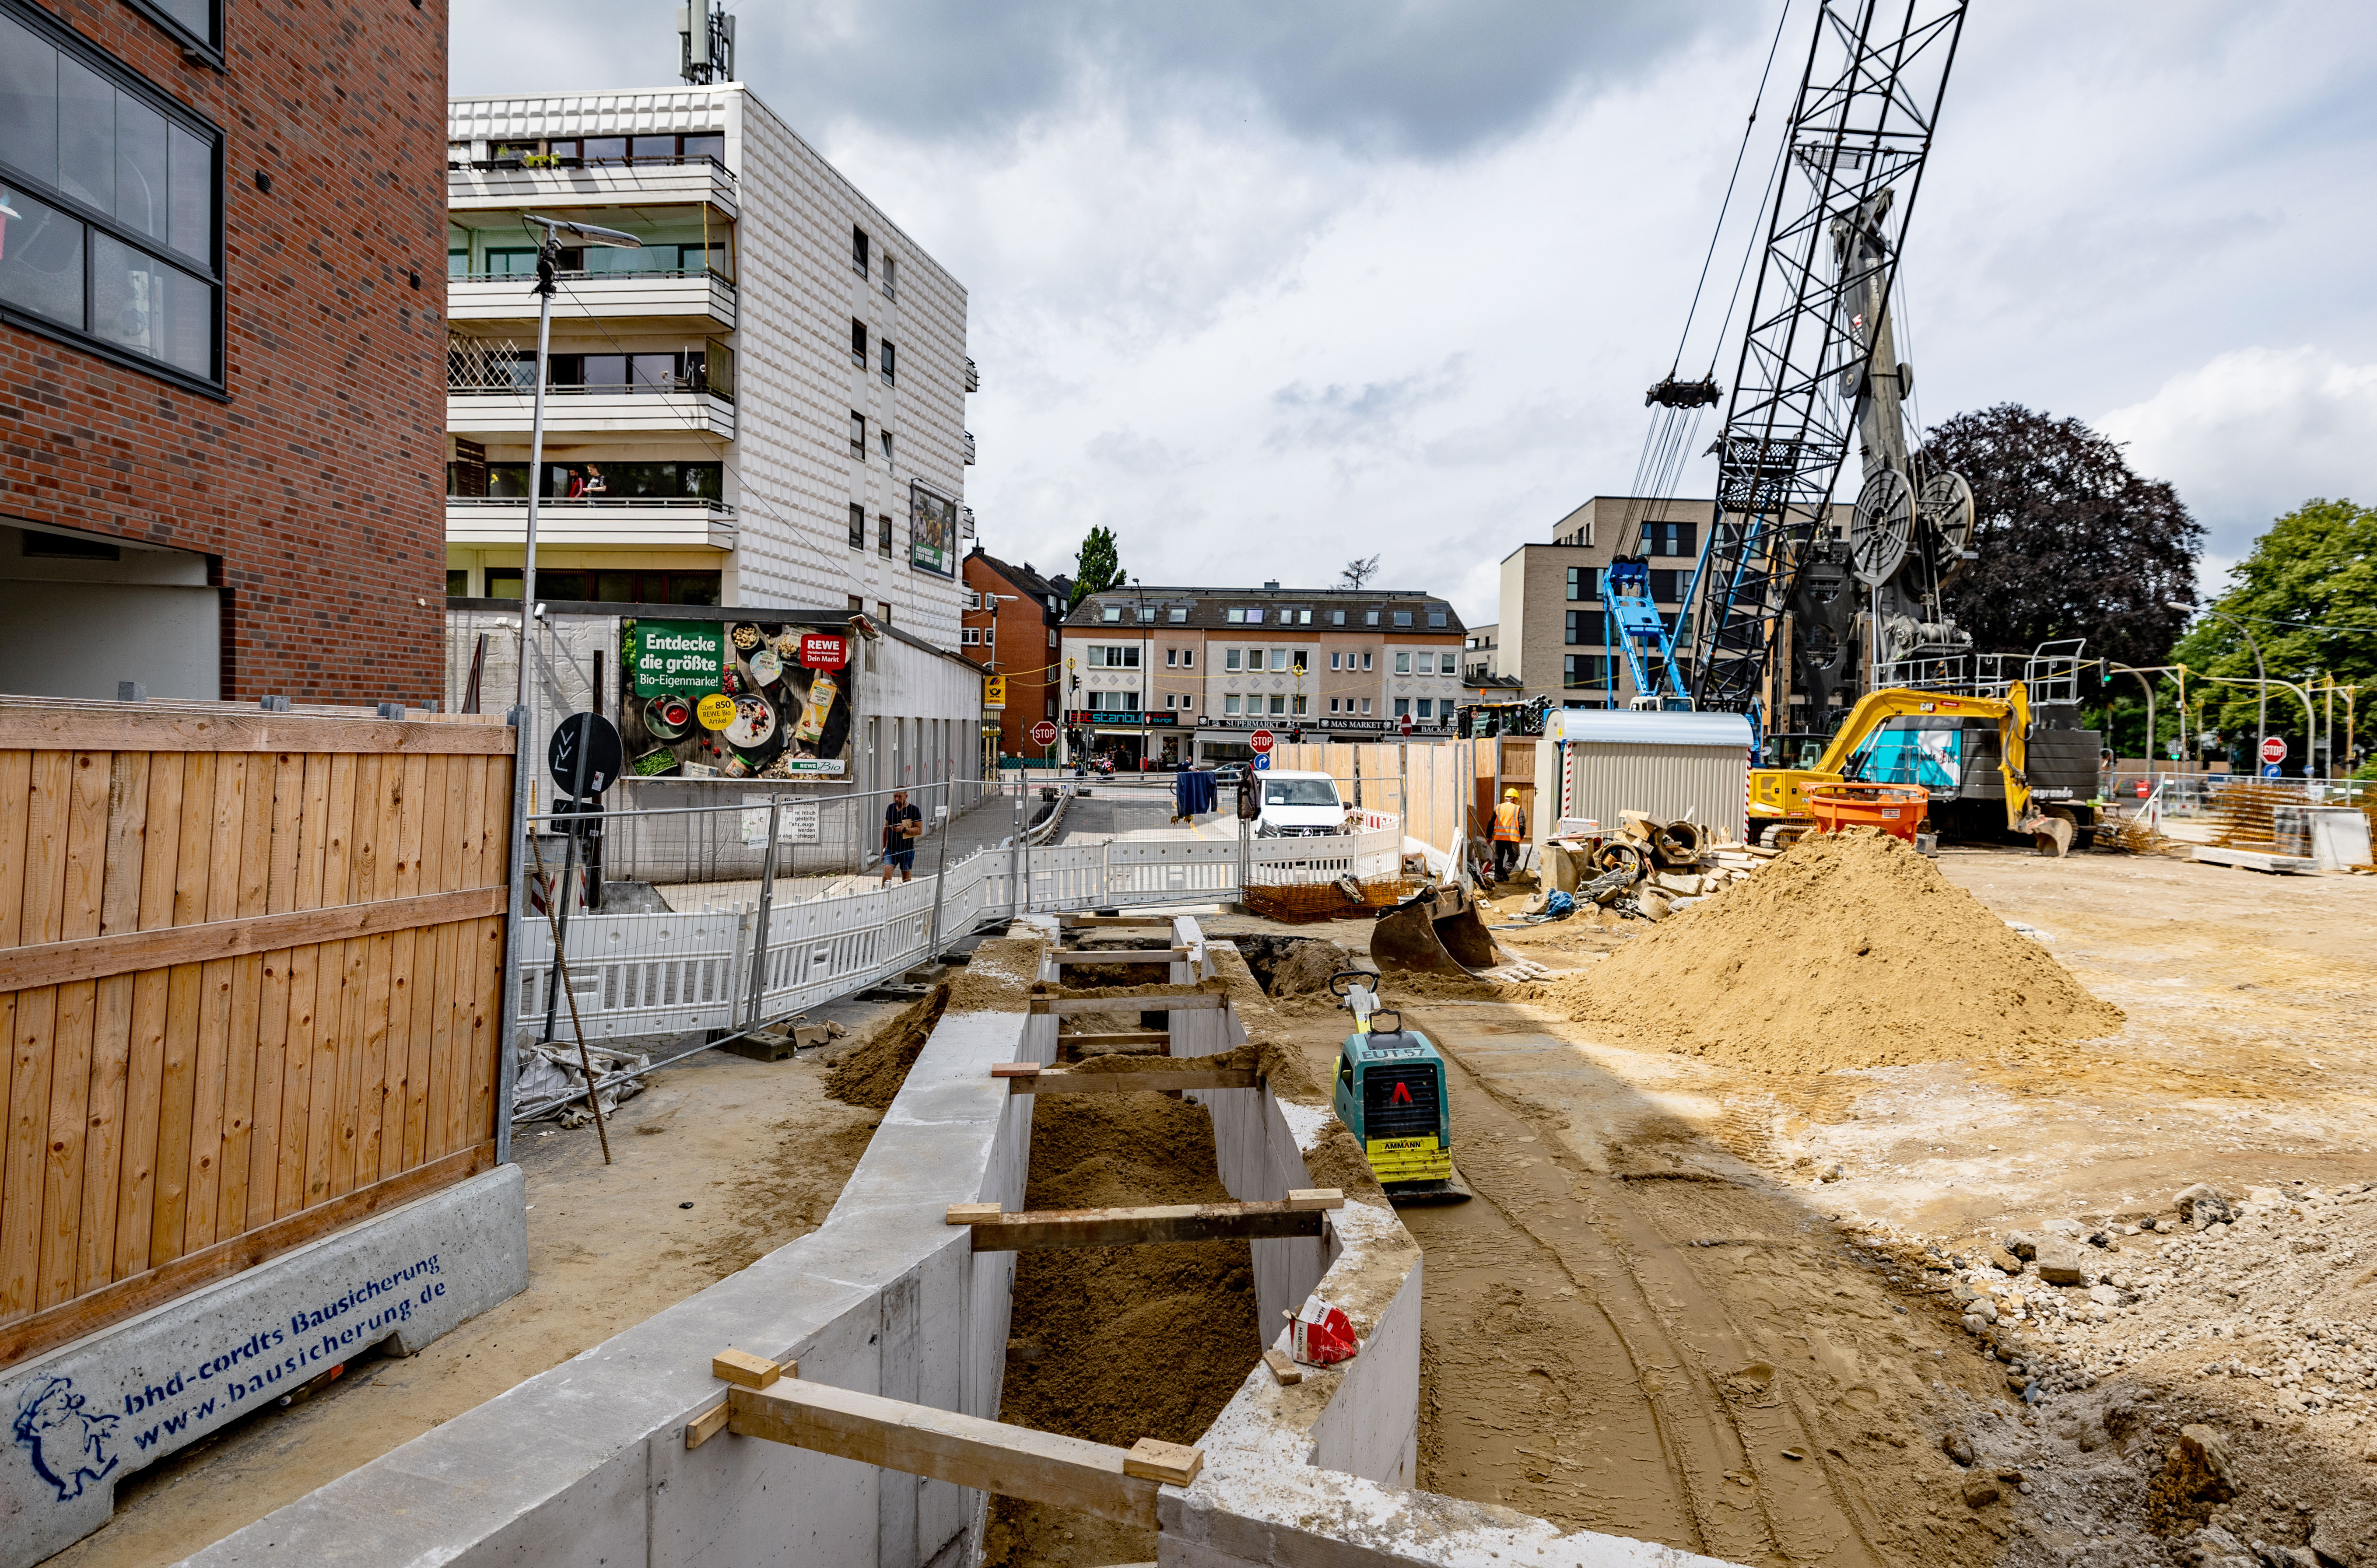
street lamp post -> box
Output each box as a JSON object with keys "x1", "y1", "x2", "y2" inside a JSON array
[
  {"x1": 1134, "y1": 576, "x2": 1150, "y2": 771},
  {"x1": 2174, "y1": 602, "x2": 2267, "y2": 771}
]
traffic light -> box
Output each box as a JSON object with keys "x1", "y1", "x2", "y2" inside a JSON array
[
  {"x1": 2094, "y1": 659, "x2": 2111, "y2": 689},
  {"x1": 1289, "y1": 726, "x2": 1303, "y2": 744}
]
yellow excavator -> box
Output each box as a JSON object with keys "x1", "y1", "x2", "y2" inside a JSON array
[{"x1": 1749, "y1": 682, "x2": 2099, "y2": 856}]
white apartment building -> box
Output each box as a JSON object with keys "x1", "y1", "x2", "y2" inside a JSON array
[
  {"x1": 442, "y1": 83, "x2": 974, "y2": 648},
  {"x1": 1059, "y1": 584, "x2": 1466, "y2": 768}
]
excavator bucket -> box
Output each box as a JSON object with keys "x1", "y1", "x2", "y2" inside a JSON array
[{"x1": 1371, "y1": 884, "x2": 1515, "y2": 980}]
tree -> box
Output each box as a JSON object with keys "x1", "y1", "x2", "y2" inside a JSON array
[
  {"x1": 1920, "y1": 404, "x2": 2202, "y2": 670},
  {"x1": 1339, "y1": 554, "x2": 1381, "y2": 590},
  {"x1": 2170, "y1": 498, "x2": 2377, "y2": 773},
  {"x1": 1069, "y1": 526, "x2": 1123, "y2": 609}
]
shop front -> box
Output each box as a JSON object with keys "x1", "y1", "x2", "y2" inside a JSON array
[
  {"x1": 1068, "y1": 708, "x2": 1182, "y2": 770},
  {"x1": 1194, "y1": 714, "x2": 1392, "y2": 765}
]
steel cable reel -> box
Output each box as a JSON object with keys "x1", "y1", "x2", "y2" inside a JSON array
[
  {"x1": 1850, "y1": 468, "x2": 1913, "y2": 586},
  {"x1": 1918, "y1": 469, "x2": 1976, "y2": 574}
]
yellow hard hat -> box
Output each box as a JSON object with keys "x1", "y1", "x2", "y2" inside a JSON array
[{"x1": 1504, "y1": 788, "x2": 1519, "y2": 799}]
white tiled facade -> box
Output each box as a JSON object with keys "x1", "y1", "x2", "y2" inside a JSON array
[{"x1": 445, "y1": 85, "x2": 971, "y2": 648}]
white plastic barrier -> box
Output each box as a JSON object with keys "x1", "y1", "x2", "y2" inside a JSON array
[{"x1": 517, "y1": 822, "x2": 1401, "y2": 1043}]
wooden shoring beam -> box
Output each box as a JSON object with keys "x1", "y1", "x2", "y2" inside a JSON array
[
  {"x1": 713, "y1": 1367, "x2": 1200, "y2": 1525},
  {"x1": 1045, "y1": 948, "x2": 1191, "y2": 964},
  {"x1": 1055, "y1": 1030, "x2": 1170, "y2": 1048},
  {"x1": 945, "y1": 1192, "x2": 1342, "y2": 1250},
  {"x1": 1029, "y1": 991, "x2": 1223, "y2": 1016},
  {"x1": 992, "y1": 1064, "x2": 1261, "y2": 1096},
  {"x1": 1058, "y1": 914, "x2": 1178, "y2": 928}
]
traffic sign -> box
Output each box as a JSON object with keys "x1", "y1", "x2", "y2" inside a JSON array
[
  {"x1": 1249, "y1": 728, "x2": 1276, "y2": 754},
  {"x1": 547, "y1": 711, "x2": 624, "y2": 798},
  {"x1": 2259, "y1": 735, "x2": 2287, "y2": 765},
  {"x1": 1398, "y1": 711, "x2": 1414, "y2": 736},
  {"x1": 2263, "y1": 762, "x2": 2283, "y2": 778},
  {"x1": 1030, "y1": 720, "x2": 1058, "y2": 748}
]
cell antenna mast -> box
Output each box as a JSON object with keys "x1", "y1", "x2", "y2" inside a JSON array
[
  {"x1": 1685, "y1": 0, "x2": 1968, "y2": 725},
  {"x1": 680, "y1": 0, "x2": 736, "y2": 85}
]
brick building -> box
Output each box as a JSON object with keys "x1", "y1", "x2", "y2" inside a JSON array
[
  {"x1": 959, "y1": 546, "x2": 1069, "y2": 763},
  {"x1": 0, "y1": 0, "x2": 449, "y2": 703}
]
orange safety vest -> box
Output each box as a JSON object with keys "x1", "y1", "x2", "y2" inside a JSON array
[{"x1": 1492, "y1": 801, "x2": 1524, "y2": 841}]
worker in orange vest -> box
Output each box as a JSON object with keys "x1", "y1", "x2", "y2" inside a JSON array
[{"x1": 1491, "y1": 788, "x2": 1525, "y2": 879}]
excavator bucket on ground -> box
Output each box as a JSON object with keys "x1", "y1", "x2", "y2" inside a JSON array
[{"x1": 1371, "y1": 883, "x2": 1515, "y2": 980}]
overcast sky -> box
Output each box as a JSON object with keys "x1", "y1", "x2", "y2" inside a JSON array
[{"x1": 451, "y1": 0, "x2": 2377, "y2": 625}]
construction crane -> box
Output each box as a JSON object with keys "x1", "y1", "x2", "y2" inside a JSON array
[{"x1": 1632, "y1": 0, "x2": 1975, "y2": 737}]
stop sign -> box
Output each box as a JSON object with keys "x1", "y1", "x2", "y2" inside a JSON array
[
  {"x1": 1249, "y1": 728, "x2": 1276, "y2": 754},
  {"x1": 1029, "y1": 720, "x2": 1057, "y2": 748},
  {"x1": 2260, "y1": 735, "x2": 2288, "y2": 765}
]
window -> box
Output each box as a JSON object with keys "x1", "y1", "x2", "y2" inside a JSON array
[
  {"x1": 850, "y1": 317, "x2": 867, "y2": 365},
  {"x1": 1417, "y1": 699, "x2": 1434, "y2": 719},
  {"x1": 1329, "y1": 697, "x2": 1340, "y2": 713},
  {"x1": 1428, "y1": 608, "x2": 1447, "y2": 627},
  {"x1": 1268, "y1": 696, "x2": 1286, "y2": 715},
  {"x1": 1292, "y1": 695, "x2": 1308, "y2": 715},
  {"x1": 883, "y1": 255, "x2": 896, "y2": 296},
  {"x1": 1246, "y1": 608, "x2": 1264, "y2": 624},
  {"x1": 1651, "y1": 568, "x2": 1684, "y2": 604},
  {"x1": 1564, "y1": 654, "x2": 1610, "y2": 689},
  {"x1": 1567, "y1": 566, "x2": 1592, "y2": 602},
  {"x1": 1393, "y1": 697, "x2": 1409, "y2": 717},
  {"x1": 1393, "y1": 609, "x2": 1413, "y2": 626},
  {"x1": 1566, "y1": 609, "x2": 1607, "y2": 645},
  {"x1": 880, "y1": 340, "x2": 895, "y2": 382},
  {"x1": 1225, "y1": 608, "x2": 1242, "y2": 623},
  {"x1": 1297, "y1": 610, "x2": 1311, "y2": 624},
  {"x1": 1362, "y1": 652, "x2": 1374, "y2": 671},
  {"x1": 879, "y1": 430, "x2": 894, "y2": 464},
  {"x1": 984, "y1": 625, "x2": 995, "y2": 646},
  {"x1": 848, "y1": 501, "x2": 865, "y2": 548},
  {"x1": 1329, "y1": 652, "x2": 1340, "y2": 671},
  {"x1": 1225, "y1": 695, "x2": 1241, "y2": 715},
  {"x1": 1361, "y1": 698, "x2": 1372, "y2": 714},
  {"x1": 852, "y1": 226, "x2": 869, "y2": 277},
  {"x1": 850, "y1": 411, "x2": 866, "y2": 457},
  {"x1": 1394, "y1": 651, "x2": 1411, "y2": 675},
  {"x1": 0, "y1": 5, "x2": 223, "y2": 385},
  {"x1": 1047, "y1": 627, "x2": 1058, "y2": 648},
  {"x1": 1649, "y1": 520, "x2": 1697, "y2": 557},
  {"x1": 1364, "y1": 609, "x2": 1380, "y2": 626},
  {"x1": 1269, "y1": 649, "x2": 1289, "y2": 672},
  {"x1": 1165, "y1": 648, "x2": 1177, "y2": 668},
  {"x1": 1168, "y1": 606, "x2": 1185, "y2": 623},
  {"x1": 1331, "y1": 609, "x2": 1345, "y2": 625},
  {"x1": 879, "y1": 513, "x2": 893, "y2": 558},
  {"x1": 961, "y1": 628, "x2": 980, "y2": 646},
  {"x1": 877, "y1": 602, "x2": 892, "y2": 624},
  {"x1": 1292, "y1": 648, "x2": 1309, "y2": 670},
  {"x1": 1102, "y1": 605, "x2": 1121, "y2": 621},
  {"x1": 1224, "y1": 648, "x2": 1242, "y2": 672},
  {"x1": 1180, "y1": 649, "x2": 1193, "y2": 668}
]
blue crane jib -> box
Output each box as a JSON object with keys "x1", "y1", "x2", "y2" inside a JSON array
[{"x1": 1603, "y1": 557, "x2": 1693, "y2": 710}]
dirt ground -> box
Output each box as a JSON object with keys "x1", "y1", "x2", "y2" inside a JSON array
[
  {"x1": 43, "y1": 1001, "x2": 901, "y2": 1568},
  {"x1": 1224, "y1": 840, "x2": 2377, "y2": 1567}
]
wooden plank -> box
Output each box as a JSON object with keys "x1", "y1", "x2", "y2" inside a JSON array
[
  {"x1": 724, "y1": 1378, "x2": 1162, "y2": 1528},
  {"x1": 36, "y1": 751, "x2": 112, "y2": 1309},
  {"x1": 684, "y1": 1399, "x2": 731, "y2": 1450},
  {"x1": 431, "y1": 756, "x2": 487, "y2": 1160},
  {"x1": 274, "y1": 756, "x2": 333, "y2": 1219},
  {"x1": 150, "y1": 750, "x2": 220, "y2": 1264},
  {"x1": 378, "y1": 754, "x2": 429, "y2": 1183},
  {"x1": 0, "y1": 751, "x2": 30, "y2": 1263},
  {"x1": 1122, "y1": 1437, "x2": 1203, "y2": 1487},
  {"x1": 243, "y1": 753, "x2": 305, "y2": 1232},
  {"x1": 421, "y1": 755, "x2": 470, "y2": 1163},
  {"x1": 1045, "y1": 948, "x2": 1191, "y2": 964},
  {"x1": 397, "y1": 756, "x2": 445, "y2": 1173},
  {"x1": 1054, "y1": 1031, "x2": 1169, "y2": 1048},
  {"x1": 461, "y1": 754, "x2": 508, "y2": 1148},
  {"x1": 214, "y1": 756, "x2": 274, "y2": 1239},
  {"x1": 1263, "y1": 1348, "x2": 1301, "y2": 1386},
  {"x1": 112, "y1": 754, "x2": 184, "y2": 1281},
  {"x1": 1029, "y1": 992, "x2": 1224, "y2": 1017},
  {"x1": 0, "y1": 707, "x2": 515, "y2": 757},
  {"x1": 182, "y1": 753, "x2": 252, "y2": 1253},
  {"x1": 712, "y1": 1348, "x2": 783, "y2": 1389},
  {"x1": 3, "y1": 752, "x2": 74, "y2": 1318},
  {"x1": 77, "y1": 753, "x2": 151, "y2": 1294},
  {"x1": 948, "y1": 1199, "x2": 1334, "y2": 1251},
  {"x1": 0, "y1": 887, "x2": 512, "y2": 993},
  {"x1": 303, "y1": 754, "x2": 359, "y2": 1214},
  {"x1": 1057, "y1": 915, "x2": 1177, "y2": 928},
  {"x1": 1006, "y1": 1068, "x2": 1262, "y2": 1096},
  {"x1": 0, "y1": 1141, "x2": 494, "y2": 1368},
  {"x1": 349, "y1": 757, "x2": 401, "y2": 1190}
]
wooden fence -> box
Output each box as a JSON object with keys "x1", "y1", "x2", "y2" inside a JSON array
[
  {"x1": 1268, "y1": 740, "x2": 1474, "y2": 859},
  {"x1": 0, "y1": 702, "x2": 516, "y2": 1365}
]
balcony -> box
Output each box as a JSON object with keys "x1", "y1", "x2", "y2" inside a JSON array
[
  {"x1": 446, "y1": 497, "x2": 736, "y2": 551},
  {"x1": 963, "y1": 430, "x2": 977, "y2": 466},
  {"x1": 449, "y1": 269, "x2": 736, "y2": 333},
  {"x1": 446, "y1": 155, "x2": 739, "y2": 220},
  {"x1": 446, "y1": 386, "x2": 736, "y2": 440},
  {"x1": 964, "y1": 356, "x2": 979, "y2": 393}
]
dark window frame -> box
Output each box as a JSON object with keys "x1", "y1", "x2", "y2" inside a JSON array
[
  {"x1": 848, "y1": 500, "x2": 865, "y2": 549},
  {"x1": 123, "y1": 0, "x2": 224, "y2": 67},
  {"x1": 0, "y1": 0, "x2": 227, "y2": 396}
]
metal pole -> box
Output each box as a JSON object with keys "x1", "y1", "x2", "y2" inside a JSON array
[
  {"x1": 1011, "y1": 792, "x2": 1024, "y2": 917},
  {"x1": 926, "y1": 779, "x2": 952, "y2": 959},
  {"x1": 745, "y1": 797, "x2": 780, "y2": 1028},
  {"x1": 497, "y1": 231, "x2": 562, "y2": 1160},
  {"x1": 540, "y1": 694, "x2": 595, "y2": 1046}
]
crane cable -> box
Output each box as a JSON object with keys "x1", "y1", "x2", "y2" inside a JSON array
[{"x1": 1667, "y1": 0, "x2": 1799, "y2": 380}]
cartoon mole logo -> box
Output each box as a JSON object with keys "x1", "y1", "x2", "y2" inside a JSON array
[{"x1": 13, "y1": 1376, "x2": 119, "y2": 1501}]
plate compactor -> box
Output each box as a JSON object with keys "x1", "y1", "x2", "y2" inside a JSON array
[{"x1": 1327, "y1": 971, "x2": 1472, "y2": 1205}]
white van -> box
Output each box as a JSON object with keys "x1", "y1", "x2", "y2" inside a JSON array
[{"x1": 1253, "y1": 770, "x2": 1347, "y2": 837}]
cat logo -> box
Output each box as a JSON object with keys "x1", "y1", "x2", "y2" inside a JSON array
[{"x1": 1389, "y1": 1081, "x2": 1413, "y2": 1106}]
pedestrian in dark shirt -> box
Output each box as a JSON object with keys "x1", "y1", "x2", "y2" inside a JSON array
[{"x1": 880, "y1": 789, "x2": 922, "y2": 883}]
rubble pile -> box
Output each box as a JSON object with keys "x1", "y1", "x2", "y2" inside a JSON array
[{"x1": 1535, "y1": 808, "x2": 1760, "y2": 922}]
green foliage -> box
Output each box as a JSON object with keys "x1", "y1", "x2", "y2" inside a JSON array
[
  {"x1": 2170, "y1": 498, "x2": 2377, "y2": 768},
  {"x1": 1069, "y1": 526, "x2": 1123, "y2": 609}
]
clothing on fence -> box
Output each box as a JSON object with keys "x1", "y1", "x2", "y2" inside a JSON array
[{"x1": 1174, "y1": 769, "x2": 1217, "y2": 819}]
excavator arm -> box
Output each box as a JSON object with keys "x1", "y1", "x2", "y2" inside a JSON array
[{"x1": 1750, "y1": 683, "x2": 2049, "y2": 841}]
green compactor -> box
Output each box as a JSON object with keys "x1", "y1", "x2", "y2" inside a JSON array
[{"x1": 1327, "y1": 971, "x2": 1471, "y2": 1204}]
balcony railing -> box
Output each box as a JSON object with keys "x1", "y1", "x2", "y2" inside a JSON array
[
  {"x1": 446, "y1": 378, "x2": 733, "y2": 405},
  {"x1": 450, "y1": 267, "x2": 725, "y2": 286},
  {"x1": 963, "y1": 430, "x2": 977, "y2": 466},
  {"x1": 449, "y1": 154, "x2": 725, "y2": 173},
  {"x1": 964, "y1": 356, "x2": 979, "y2": 393},
  {"x1": 445, "y1": 496, "x2": 736, "y2": 550}
]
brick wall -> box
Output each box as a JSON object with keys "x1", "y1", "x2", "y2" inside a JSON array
[
  {"x1": 960, "y1": 554, "x2": 1057, "y2": 759},
  {"x1": 0, "y1": 0, "x2": 450, "y2": 703}
]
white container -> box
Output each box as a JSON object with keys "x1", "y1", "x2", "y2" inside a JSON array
[{"x1": 2272, "y1": 804, "x2": 2371, "y2": 870}]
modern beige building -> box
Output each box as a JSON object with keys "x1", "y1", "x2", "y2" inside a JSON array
[{"x1": 1059, "y1": 582, "x2": 1465, "y2": 766}]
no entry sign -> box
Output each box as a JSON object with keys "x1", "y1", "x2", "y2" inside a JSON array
[
  {"x1": 1030, "y1": 720, "x2": 1058, "y2": 748},
  {"x1": 1249, "y1": 728, "x2": 1276, "y2": 754},
  {"x1": 2260, "y1": 735, "x2": 2288, "y2": 765}
]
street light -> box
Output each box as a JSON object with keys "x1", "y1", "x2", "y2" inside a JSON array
[{"x1": 2172, "y1": 601, "x2": 2267, "y2": 770}]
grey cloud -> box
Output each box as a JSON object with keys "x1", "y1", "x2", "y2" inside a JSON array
[{"x1": 1266, "y1": 358, "x2": 1469, "y2": 453}]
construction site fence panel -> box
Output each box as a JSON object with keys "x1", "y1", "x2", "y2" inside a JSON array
[
  {"x1": 0, "y1": 699, "x2": 515, "y2": 1366},
  {"x1": 514, "y1": 805, "x2": 1400, "y2": 1044}
]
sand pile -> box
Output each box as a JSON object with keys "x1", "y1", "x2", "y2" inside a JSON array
[
  {"x1": 1523, "y1": 832, "x2": 2124, "y2": 1070},
  {"x1": 823, "y1": 986, "x2": 950, "y2": 1109}
]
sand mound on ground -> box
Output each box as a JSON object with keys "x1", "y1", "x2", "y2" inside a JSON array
[
  {"x1": 1518, "y1": 831, "x2": 2124, "y2": 1071},
  {"x1": 823, "y1": 986, "x2": 950, "y2": 1109}
]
